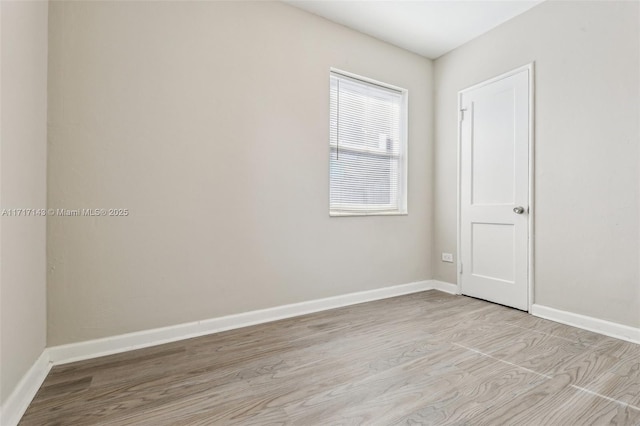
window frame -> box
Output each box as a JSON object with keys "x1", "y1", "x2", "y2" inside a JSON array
[{"x1": 328, "y1": 68, "x2": 409, "y2": 217}]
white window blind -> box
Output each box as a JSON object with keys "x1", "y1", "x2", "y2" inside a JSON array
[{"x1": 329, "y1": 70, "x2": 407, "y2": 216}]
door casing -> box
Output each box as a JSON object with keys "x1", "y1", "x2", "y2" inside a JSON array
[{"x1": 456, "y1": 63, "x2": 535, "y2": 312}]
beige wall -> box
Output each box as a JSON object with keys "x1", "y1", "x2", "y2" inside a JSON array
[
  {"x1": 0, "y1": 0, "x2": 48, "y2": 404},
  {"x1": 47, "y1": 1, "x2": 433, "y2": 345},
  {"x1": 434, "y1": 0, "x2": 640, "y2": 326}
]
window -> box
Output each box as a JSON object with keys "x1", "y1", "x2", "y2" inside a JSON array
[{"x1": 329, "y1": 69, "x2": 408, "y2": 216}]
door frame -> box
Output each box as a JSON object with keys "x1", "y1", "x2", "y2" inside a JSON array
[{"x1": 456, "y1": 62, "x2": 535, "y2": 312}]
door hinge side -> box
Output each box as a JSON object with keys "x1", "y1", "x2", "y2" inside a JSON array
[
  {"x1": 460, "y1": 263, "x2": 463, "y2": 274},
  {"x1": 460, "y1": 108, "x2": 467, "y2": 121}
]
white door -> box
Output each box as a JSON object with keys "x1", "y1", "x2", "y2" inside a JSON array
[{"x1": 459, "y1": 66, "x2": 531, "y2": 311}]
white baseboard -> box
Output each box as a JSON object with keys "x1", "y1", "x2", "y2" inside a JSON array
[
  {"x1": 429, "y1": 280, "x2": 459, "y2": 295},
  {"x1": 48, "y1": 280, "x2": 436, "y2": 366},
  {"x1": 1, "y1": 351, "x2": 52, "y2": 426},
  {"x1": 531, "y1": 304, "x2": 640, "y2": 345}
]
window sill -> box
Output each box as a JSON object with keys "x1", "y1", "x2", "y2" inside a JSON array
[{"x1": 329, "y1": 211, "x2": 408, "y2": 217}]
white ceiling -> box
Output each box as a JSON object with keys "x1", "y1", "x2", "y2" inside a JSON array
[{"x1": 285, "y1": 1, "x2": 544, "y2": 59}]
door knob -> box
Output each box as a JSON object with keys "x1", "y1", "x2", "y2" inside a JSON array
[{"x1": 513, "y1": 206, "x2": 525, "y2": 214}]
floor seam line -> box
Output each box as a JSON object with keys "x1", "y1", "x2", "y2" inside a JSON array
[
  {"x1": 569, "y1": 384, "x2": 640, "y2": 412},
  {"x1": 454, "y1": 344, "x2": 640, "y2": 412},
  {"x1": 452, "y1": 343, "x2": 552, "y2": 379}
]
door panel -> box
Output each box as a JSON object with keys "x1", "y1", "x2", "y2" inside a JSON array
[
  {"x1": 460, "y1": 68, "x2": 530, "y2": 311},
  {"x1": 472, "y1": 223, "x2": 515, "y2": 282},
  {"x1": 471, "y1": 88, "x2": 515, "y2": 205}
]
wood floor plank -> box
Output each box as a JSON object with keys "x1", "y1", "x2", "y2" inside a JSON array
[
  {"x1": 388, "y1": 358, "x2": 548, "y2": 425},
  {"x1": 19, "y1": 291, "x2": 640, "y2": 425},
  {"x1": 485, "y1": 328, "x2": 591, "y2": 375},
  {"x1": 476, "y1": 375, "x2": 640, "y2": 426},
  {"x1": 506, "y1": 314, "x2": 611, "y2": 347},
  {"x1": 578, "y1": 356, "x2": 640, "y2": 408}
]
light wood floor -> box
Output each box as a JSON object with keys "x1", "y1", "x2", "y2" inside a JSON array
[{"x1": 20, "y1": 291, "x2": 640, "y2": 425}]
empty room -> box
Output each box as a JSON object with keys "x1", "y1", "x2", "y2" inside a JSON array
[{"x1": 2, "y1": 0, "x2": 640, "y2": 424}]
